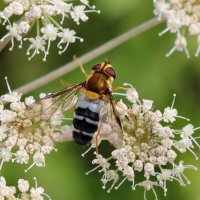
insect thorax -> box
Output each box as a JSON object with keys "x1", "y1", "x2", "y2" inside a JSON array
[{"x1": 86, "y1": 72, "x2": 110, "y2": 96}]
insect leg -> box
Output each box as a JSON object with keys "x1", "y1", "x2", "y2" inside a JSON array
[
  {"x1": 73, "y1": 55, "x2": 88, "y2": 77},
  {"x1": 112, "y1": 86, "x2": 128, "y2": 91},
  {"x1": 95, "y1": 122, "x2": 102, "y2": 157},
  {"x1": 113, "y1": 101, "x2": 136, "y2": 115}
]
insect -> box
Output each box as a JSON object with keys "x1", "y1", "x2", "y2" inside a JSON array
[{"x1": 30, "y1": 60, "x2": 123, "y2": 149}]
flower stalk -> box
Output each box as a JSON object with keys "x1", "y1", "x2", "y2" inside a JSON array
[{"x1": 15, "y1": 18, "x2": 161, "y2": 94}]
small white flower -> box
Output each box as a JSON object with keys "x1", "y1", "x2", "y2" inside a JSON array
[
  {"x1": 52, "y1": 1, "x2": 71, "y2": 18},
  {"x1": 30, "y1": 178, "x2": 51, "y2": 200},
  {"x1": 133, "y1": 160, "x2": 143, "y2": 172},
  {"x1": 17, "y1": 138, "x2": 27, "y2": 147},
  {"x1": 157, "y1": 156, "x2": 168, "y2": 165},
  {"x1": 155, "y1": 145, "x2": 167, "y2": 156},
  {"x1": 133, "y1": 179, "x2": 159, "y2": 199},
  {"x1": 174, "y1": 161, "x2": 197, "y2": 175},
  {"x1": 0, "y1": 126, "x2": 7, "y2": 141},
  {"x1": 135, "y1": 179, "x2": 158, "y2": 190},
  {"x1": 41, "y1": 5, "x2": 58, "y2": 16},
  {"x1": 123, "y1": 166, "x2": 135, "y2": 181},
  {"x1": 16, "y1": 149, "x2": 29, "y2": 164},
  {"x1": 0, "y1": 149, "x2": 12, "y2": 162},
  {"x1": 30, "y1": 187, "x2": 45, "y2": 199},
  {"x1": 18, "y1": 179, "x2": 29, "y2": 193},
  {"x1": 91, "y1": 154, "x2": 110, "y2": 171},
  {"x1": 58, "y1": 29, "x2": 77, "y2": 43},
  {"x1": 175, "y1": 138, "x2": 199, "y2": 160},
  {"x1": 0, "y1": 110, "x2": 17, "y2": 123},
  {"x1": 158, "y1": 126, "x2": 174, "y2": 138},
  {"x1": 70, "y1": 5, "x2": 89, "y2": 25},
  {"x1": 0, "y1": 176, "x2": 6, "y2": 187},
  {"x1": 163, "y1": 107, "x2": 177, "y2": 123},
  {"x1": 126, "y1": 88, "x2": 139, "y2": 103},
  {"x1": 157, "y1": 169, "x2": 172, "y2": 182},
  {"x1": 153, "y1": 0, "x2": 170, "y2": 19},
  {"x1": 41, "y1": 24, "x2": 58, "y2": 41},
  {"x1": 80, "y1": 0, "x2": 96, "y2": 9},
  {"x1": 167, "y1": 149, "x2": 177, "y2": 161},
  {"x1": 181, "y1": 124, "x2": 194, "y2": 137},
  {"x1": 17, "y1": 21, "x2": 30, "y2": 34},
  {"x1": 41, "y1": 145, "x2": 54, "y2": 154},
  {"x1": 5, "y1": 23, "x2": 23, "y2": 50},
  {"x1": 144, "y1": 163, "x2": 154, "y2": 177},
  {"x1": 25, "y1": 5, "x2": 42, "y2": 21},
  {"x1": 25, "y1": 36, "x2": 47, "y2": 61},
  {"x1": 1, "y1": 5, "x2": 13, "y2": 18},
  {"x1": 10, "y1": 101, "x2": 26, "y2": 112},
  {"x1": 116, "y1": 99, "x2": 128, "y2": 118},
  {"x1": 189, "y1": 23, "x2": 200, "y2": 35},
  {"x1": 175, "y1": 138, "x2": 192, "y2": 152},
  {"x1": 57, "y1": 28, "x2": 83, "y2": 54},
  {"x1": 101, "y1": 170, "x2": 119, "y2": 192},
  {"x1": 40, "y1": 24, "x2": 58, "y2": 59},
  {"x1": 161, "y1": 138, "x2": 173, "y2": 149},
  {"x1": 166, "y1": 34, "x2": 190, "y2": 58},
  {"x1": 163, "y1": 14, "x2": 182, "y2": 34},
  {"x1": 9, "y1": 2, "x2": 24, "y2": 15},
  {"x1": 25, "y1": 96, "x2": 35, "y2": 106},
  {"x1": 33, "y1": 151, "x2": 45, "y2": 167},
  {"x1": 173, "y1": 161, "x2": 197, "y2": 185},
  {"x1": 50, "y1": 111, "x2": 63, "y2": 126},
  {"x1": 142, "y1": 99, "x2": 153, "y2": 112}
]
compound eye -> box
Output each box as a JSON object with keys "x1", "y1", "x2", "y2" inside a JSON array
[
  {"x1": 92, "y1": 64, "x2": 101, "y2": 71},
  {"x1": 104, "y1": 67, "x2": 116, "y2": 79}
]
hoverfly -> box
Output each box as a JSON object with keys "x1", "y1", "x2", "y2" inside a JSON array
[{"x1": 29, "y1": 60, "x2": 123, "y2": 149}]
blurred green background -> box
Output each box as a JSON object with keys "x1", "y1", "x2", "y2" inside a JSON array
[{"x1": 0, "y1": 0, "x2": 200, "y2": 199}]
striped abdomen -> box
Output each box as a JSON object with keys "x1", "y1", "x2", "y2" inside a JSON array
[{"x1": 72, "y1": 97, "x2": 102, "y2": 145}]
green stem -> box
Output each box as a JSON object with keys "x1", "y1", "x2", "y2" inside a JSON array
[
  {"x1": 0, "y1": 35, "x2": 11, "y2": 52},
  {"x1": 15, "y1": 18, "x2": 162, "y2": 94},
  {"x1": 48, "y1": 16, "x2": 63, "y2": 30},
  {"x1": 36, "y1": 20, "x2": 40, "y2": 36}
]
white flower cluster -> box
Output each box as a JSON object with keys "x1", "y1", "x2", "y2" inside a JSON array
[
  {"x1": 153, "y1": 0, "x2": 200, "y2": 58},
  {"x1": 0, "y1": 0, "x2": 100, "y2": 61},
  {"x1": 85, "y1": 84, "x2": 199, "y2": 200},
  {"x1": 0, "y1": 77, "x2": 72, "y2": 173},
  {"x1": 0, "y1": 176, "x2": 51, "y2": 199}
]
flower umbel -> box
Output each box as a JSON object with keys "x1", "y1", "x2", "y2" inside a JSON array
[
  {"x1": 0, "y1": 0, "x2": 100, "y2": 61},
  {"x1": 153, "y1": 0, "x2": 200, "y2": 57},
  {"x1": 0, "y1": 176, "x2": 51, "y2": 199},
  {"x1": 0, "y1": 77, "x2": 73, "y2": 172},
  {"x1": 85, "y1": 84, "x2": 199, "y2": 200}
]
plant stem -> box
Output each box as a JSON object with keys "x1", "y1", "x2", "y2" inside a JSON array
[
  {"x1": 0, "y1": 35, "x2": 11, "y2": 52},
  {"x1": 15, "y1": 18, "x2": 161, "y2": 94}
]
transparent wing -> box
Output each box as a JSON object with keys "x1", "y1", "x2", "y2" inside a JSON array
[
  {"x1": 100, "y1": 92, "x2": 124, "y2": 148},
  {"x1": 25, "y1": 82, "x2": 85, "y2": 119}
]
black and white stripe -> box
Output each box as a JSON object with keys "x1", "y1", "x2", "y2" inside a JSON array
[{"x1": 72, "y1": 97, "x2": 103, "y2": 145}]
